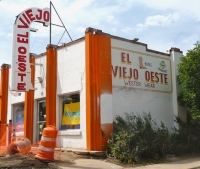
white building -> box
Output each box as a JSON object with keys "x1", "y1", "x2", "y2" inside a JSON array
[{"x1": 8, "y1": 27, "x2": 186, "y2": 150}]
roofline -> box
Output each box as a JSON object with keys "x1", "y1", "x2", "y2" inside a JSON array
[
  {"x1": 110, "y1": 35, "x2": 182, "y2": 56},
  {"x1": 35, "y1": 37, "x2": 85, "y2": 58},
  {"x1": 34, "y1": 27, "x2": 182, "y2": 58}
]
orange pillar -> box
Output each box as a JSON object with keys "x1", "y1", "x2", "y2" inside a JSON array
[
  {"x1": 0, "y1": 64, "x2": 10, "y2": 142},
  {"x1": 46, "y1": 44, "x2": 57, "y2": 126},
  {"x1": 24, "y1": 54, "x2": 35, "y2": 143},
  {"x1": 85, "y1": 28, "x2": 112, "y2": 150},
  {"x1": 0, "y1": 70, "x2": 1, "y2": 119},
  {"x1": 0, "y1": 71, "x2": 1, "y2": 143}
]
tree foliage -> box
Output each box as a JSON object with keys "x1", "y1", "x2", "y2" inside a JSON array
[{"x1": 178, "y1": 42, "x2": 200, "y2": 119}]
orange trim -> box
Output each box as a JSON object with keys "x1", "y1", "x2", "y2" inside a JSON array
[
  {"x1": 85, "y1": 29, "x2": 112, "y2": 150},
  {"x1": 101, "y1": 123, "x2": 113, "y2": 149},
  {"x1": 0, "y1": 64, "x2": 9, "y2": 124},
  {"x1": 0, "y1": 71, "x2": 1, "y2": 121},
  {"x1": 0, "y1": 64, "x2": 10, "y2": 144},
  {"x1": 46, "y1": 45, "x2": 57, "y2": 126},
  {"x1": 24, "y1": 55, "x2": 35, "y2": 143},
  {"x1": 0, "y1": 70, "x2": 1, "y2": 98},
  {"x1": 42, "y1": 131, "x2": 57, "y2": 138}
]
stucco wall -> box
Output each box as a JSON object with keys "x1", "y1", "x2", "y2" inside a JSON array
[
  {"x1": 10, "y1": 40, "x2": 86, "y2": 149},
  {"x1": 111, "y1": 38, "x2": 181, "y2": 129},
  {"x1": 56, "y1": 40, "x2": 86, "y2": 149},
  {"x1": 112, "y1": 88, "x2": 174, "y2": 128},
  {"x1": 170, "y1": 50, "x2": 187, "y2": 124}
]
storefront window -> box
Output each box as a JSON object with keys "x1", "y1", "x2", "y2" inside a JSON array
[
  {"x1": 38, "y1": 101, "x2": 46, "y2": 140},
  {"x1": 13, "y1": 103, "x2": 24, "y2": 132},
  {"x1": 61, "y1": 93, "x2": 80, "y2": 130}
]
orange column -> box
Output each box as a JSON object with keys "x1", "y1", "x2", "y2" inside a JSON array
[
  {"x1": 0, "y1": 64, "x2": 10, "y2": 142},
  {"x1": 0, "y1": 71, "x2": 1, "y2": 142},
  {"x1": 46, "y1": 44, "x2": 57, "y2": 126},
  {"x1": 0, "y1": 70, "x2": 1, "y2": 119},
  {"x1": 24, "y1": 54, "x2": 35, "y2": 143},
  {"x1": 85, "y1": 28, "x2": 112, "y2": 151},
  {"x1": 99, "y1": 33, "x2": 113, "y2": 149}
]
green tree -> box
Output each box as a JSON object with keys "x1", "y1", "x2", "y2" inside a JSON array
[{"x1": 178, "y1": 42, "x2": 200, "y2": 119}]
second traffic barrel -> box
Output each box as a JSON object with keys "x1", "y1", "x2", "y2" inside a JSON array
[{"x1": 35, "y1": 125, "x2": 58, "y2": 161}]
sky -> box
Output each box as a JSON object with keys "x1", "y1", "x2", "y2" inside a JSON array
[{"x1": 0, "y1": 0, "x2": 200, "y2": 67}]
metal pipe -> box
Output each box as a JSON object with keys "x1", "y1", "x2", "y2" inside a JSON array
[
  {"x1": 51, "y1": 2, "x2": 73, "y2": 41},
  {"x1": 50, "y1": 1, "x2": 52, "y2": 44},
  {"x1": 51, "y1": 23, "x2": 64, "y2": 28}
]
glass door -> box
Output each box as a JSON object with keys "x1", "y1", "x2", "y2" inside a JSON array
[{"x1": 37, "y1": 100, "x2": 46, "y2": 141}]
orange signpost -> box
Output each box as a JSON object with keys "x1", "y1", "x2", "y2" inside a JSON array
[{"x1": 24, "y1": 54, "x2": 35, "y2": 143}]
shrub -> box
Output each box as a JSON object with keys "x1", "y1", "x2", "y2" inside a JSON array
[
  {"x1": 171, "y1": 115, "x2": 200, "y2": 155},
  {"x1": 107, "y1": 113, "x2": 171, "y2": 163}
]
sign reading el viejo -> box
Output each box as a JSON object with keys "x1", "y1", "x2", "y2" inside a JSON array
[
  {"x1": 12, "y1": 8, "x2": 50, "y2": 91},
  {"x1": 112, "y1": 48, "x2": 172, "y2": 93}
]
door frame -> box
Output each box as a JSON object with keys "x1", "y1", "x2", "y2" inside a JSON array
[{"x1": 36, "y1": 100, "x2": 46, "y2": 141}]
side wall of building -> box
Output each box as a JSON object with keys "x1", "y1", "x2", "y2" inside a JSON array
[
  {"x1": 111, "y1": 38, "x2": 184, "y2": 129},
  {"x1": 171, "y1": 49, "x2": 187, "y2": 125},
  {"x1": 56, "y1": 40, "x2": 86, "y2": 148},
  {"x1": 10, "y1": 40, "x2": 87, "y2": 149}
]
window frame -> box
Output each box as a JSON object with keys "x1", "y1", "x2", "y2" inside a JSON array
[
  {"x1": 12, "y1": 102, "x2": 25, "y2": 133},
  {"x1": 59, "y1": 91, "x2": 80, "y2": 131}
]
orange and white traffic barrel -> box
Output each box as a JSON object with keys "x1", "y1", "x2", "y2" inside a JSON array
[{"x1": 35, "y1": 125, "x2": 58, "y2": 161}]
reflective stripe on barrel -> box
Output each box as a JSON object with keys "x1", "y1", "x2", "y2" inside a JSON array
[
  {"x1": 41, "y1": 136, "x2": 56, "y2": 142},
  {"x1": 39, "y1": 145, "x2": 54, "y2": 152}
]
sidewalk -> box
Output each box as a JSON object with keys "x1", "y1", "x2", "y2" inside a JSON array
[{"x1": 50, "y1": 156, "x2": 200, "y2": 169}]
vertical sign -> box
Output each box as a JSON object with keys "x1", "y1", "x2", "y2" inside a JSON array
[{"x1": 12, "y1": 8, "x2": 50, "y2": 91}]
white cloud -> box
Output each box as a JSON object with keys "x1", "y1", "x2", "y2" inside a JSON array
[
  {"x1": 106, "y1": 15, "x2": 114, "y2": 22},
  {"x1": 0, "y1": 30, "x2": 7, "y2": 37},
  {"x1": 121, "y1": 27, "x2": 132, "y2": 33},
  {"x1": 75, "y1": 27, "x2": 86, "y2": 33},
  {"x1": 179, "y1": 34, "x2": 199, "y2": 44},
  {"x1": 105, "y1": 15, "x2": 119, "y2": 25},
  {"x1": 178, "y1": 34, "x2": 200, "y2": 54},
  {"x1": 0, "y1": 41, "x2": 12, "y2": 64},
  {"x1": 111, "y1": 28, "x2": 117, "y2": 33},
  {"x1": 145, "y1": 34, "x2": 200, "y2": 55},
  {"x1": 133, "y1": 0, "x2": 200, "y2": 21},
  {"x1": 136, "y1": 23, "x2": 145, "y2": 31},
  {"x1": 136, "y1": 12, "x2": 180, "y2": 31}
]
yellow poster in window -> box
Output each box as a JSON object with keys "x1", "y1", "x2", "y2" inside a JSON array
[{"x1": 62, "y1": 102, "x2": 80, "y2": 125}]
